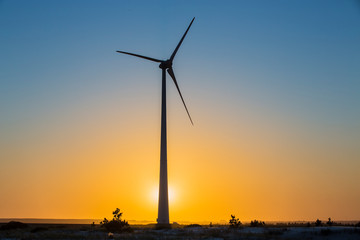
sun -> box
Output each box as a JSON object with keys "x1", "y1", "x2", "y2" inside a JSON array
[{"x1": 151, "y1": 186, "x2": 176, "y2": 205}]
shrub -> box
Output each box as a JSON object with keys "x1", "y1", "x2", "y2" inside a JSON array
[
  {"x1": 250, "y1": 219, "x2": 265, "y2": 227},
  {"x1": 229, "y1": 215, "x2": 242, "y2": 228},
  {"x1": 315, "y1": 219, "x2": 322, "y2": 227},
  {"x1": 100, "y1": 208, "x2": 130, "y2": 233},
  {"x1": 326, "y1": 217, "x2": 333, "y2": 226}
]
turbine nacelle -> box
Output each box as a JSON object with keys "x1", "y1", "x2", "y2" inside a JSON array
[
  {"x1": 116, "y1": 17, "x2": 195, "y2": 125},
  {"x1": 159, "y1": 60, "x2": 172, "y2": 69}
]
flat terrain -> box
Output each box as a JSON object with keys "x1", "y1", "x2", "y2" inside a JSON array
[{"x1": 1, "y1": 223, "x2": 360, "y2": 240}]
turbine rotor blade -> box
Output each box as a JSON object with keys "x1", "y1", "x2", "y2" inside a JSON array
[
  {"x1": 116, "y1": 51, "x2": 162, "y2": 63},
  {"x1": 167, "y1": 68, "x2": 194, "y2": 125},
  {"x1": 170, "y1": 17, "x2": 195, "y2": 61}
]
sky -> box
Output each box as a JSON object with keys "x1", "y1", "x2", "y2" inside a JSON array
[{"x1": 0, "y1": 0, "x2": 359, "y2": 223}]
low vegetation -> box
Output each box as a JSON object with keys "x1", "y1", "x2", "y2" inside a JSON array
[
  {"x1": 1, "y1": 220, "x2": 360, "y2": 239},
  {"x1": 327, "y1": 217, "x2": 334, "y2": 226},
  {"x1": 229, "y1": 215, "x2": 242, "y2": 228},
  {"x1": 315, "y1": 219, "x2": 322, "y2": 226},
  {"x1": 250, "y1": 219, "x2": 265, "y2": 227},
  {"x1": 100, "y1": 208, "x2": 130, "y2": 233}
]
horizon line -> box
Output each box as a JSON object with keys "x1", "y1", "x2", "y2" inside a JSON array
[{"x1": 1, "y1": 218, "x2": 359, "y2": 225}]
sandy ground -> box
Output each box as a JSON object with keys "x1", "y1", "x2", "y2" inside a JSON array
[{"x1": 0, "y1": 224, "x2": 360, "y2": 239}]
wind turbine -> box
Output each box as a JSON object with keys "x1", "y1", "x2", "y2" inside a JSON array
[{"x1": 116, "y1": 17, "x2": 195, "y2": 226}]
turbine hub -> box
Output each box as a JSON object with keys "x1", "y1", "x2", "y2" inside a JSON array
[{"x1": 159, "y1": 60, "x2": 172, "y2": 69}]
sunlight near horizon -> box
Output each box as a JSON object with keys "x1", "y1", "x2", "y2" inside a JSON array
[{"x1": 151, "y1": 186, "x2": 176, "y2": 206}]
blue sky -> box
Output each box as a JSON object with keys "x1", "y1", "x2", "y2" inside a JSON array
[{"x1": 1, "y1": 0, "x2": 359, "y2": 126}]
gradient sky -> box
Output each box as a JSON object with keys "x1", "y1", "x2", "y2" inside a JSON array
[{"x1": 1, "y1": 0, "x2": 359, "y2": 223}]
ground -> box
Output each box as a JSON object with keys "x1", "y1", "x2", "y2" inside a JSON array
[{"x1": 0, "y1": 223, "x2": 360, "y2": 239}]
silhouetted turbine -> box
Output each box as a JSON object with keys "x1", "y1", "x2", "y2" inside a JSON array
[{"x1": 116, "y1": 17, "x2": 195, "y2": 225}]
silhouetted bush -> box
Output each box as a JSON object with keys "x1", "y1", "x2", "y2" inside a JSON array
[
  {"x1": 355, "y1": 222, "x2": 360, "y2": 227},
  {"x1": 250, "y1": 219, "x2": 265, "y2": 227},
  {"x1": 0, "y1": 221, "x2": 28, "y2": 230},
  {"x1": 315, "y1": 219, "x2": 322, "y2": 227},
  {"x1": 100, "y1": 208, "x2": 130, "y2": 233},
  {"x1": 229, "y1": 215, "x2": 242, "y2": 228},
  {"x1": 326, "y1": 217, "x2": 333, "y2": 226}
]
